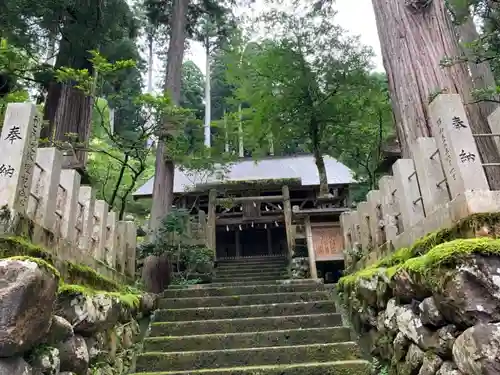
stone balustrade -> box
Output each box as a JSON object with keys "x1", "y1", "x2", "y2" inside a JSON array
[
  {"x1": 341, "y1": 93, "x2": 500, "y2": 268},
  {"x1": 0, "y1": 102, "x2": 137, "y2": 280}
]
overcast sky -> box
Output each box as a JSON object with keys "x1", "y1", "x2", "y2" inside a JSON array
[
  {"x1": 150, "y1": 0, "x2": 384, "y2": 90},
  {"x1": 188, "y1": 0, "x2": 383, "y2": 73}
]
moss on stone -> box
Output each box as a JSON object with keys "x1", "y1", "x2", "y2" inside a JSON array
[
  {"x1": 0, "y1": 235, "x2": 121, "y2": 292},
  {"x1": 350, "y1": 212, "x2": 500, "y2": 275},
  {"x1": 0, "y1": 236, "x2": 54, "y2": 261},
  {"x1": 64, "y1": 261, "x2": 121, "y2": 292},
  {"x1": 337, "y1": 266, "x2": 382, "y2": 290},
  {"x1": 58, "y1": 282, "x2": 141, "y2": 309},
  {"x1": 338, "y1": 221, "x2": 500, "y2": 292},
  {"x1": 340, "y1": 237, "x2": 500, "y2": 295},
  {"x1": 401, "y1": 238, "x2": 500, "y2": 275},
  {"x1": 4, "y1": 255, "x2": 61, "y2": 278}
]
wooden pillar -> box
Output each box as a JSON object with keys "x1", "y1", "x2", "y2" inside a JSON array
[
  {"x1": 235, "y1": 230, "x2": 241, "y2": 258},
  {"x1": 282, "y1": 185, "x2": 294, "y2": 257},
  {"x1": 304, "y1": 216, "x2": 318, "y2": 279},
  {"x1": 207, "y1": 189, "x2": 217, "y2": 259},
  {"x1": 267, "y1": 227, "x2": 272, "y2": 255}
]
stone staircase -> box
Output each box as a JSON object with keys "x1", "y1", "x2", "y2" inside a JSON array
[{"x1": 133, "y1": 256, "x2": 369, "y2": 375}]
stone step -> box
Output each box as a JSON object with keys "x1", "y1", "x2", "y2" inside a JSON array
[
  {"x1": 159, "y1": 291, "x2": 330, "y2": 309},
  {"x1": 149, "y1": 313, "x2": 342, "y2": 336},
  {"x1": 217, "y1": 257, "x2": 287, "y2": 264},
  {"x1": 133, "y1": 360, "x2": 370, "y2": 375},
  {"x1": 136, "y1": 342, "x2": 362, "y2": 372},
  {"x1": 153, "y1": 301, "x2": 336, "y2": 322},
  {"x1": 214, "y1": 270, "x2": 288, "y2": 278},
  {"x1": 215, "y1": 264, "x2": 288, "y2": 273},
  {"x1": 166, "y1": 279, "x2": 323, "y2": 290},
  {"x1": 211, "y1": 275, "x2": 288, "y2": 283},
  {"x1": 144, "y1": 326, "x2": 352, "y2": 352},
  {"x1": 163, "y1": 283, "x2": 325, "y2": 298}
]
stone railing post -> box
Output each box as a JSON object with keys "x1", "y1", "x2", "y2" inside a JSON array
[
  {"x1": 27, "y1": 148, "x2": 63, "y2": 230},
  {"x1": 379, "y1": 176, "x2": 400, "y2": 244},
  {"x1": 58, "y1": 169, "x2": 81, "y2": 243},
  {"x1": 91, "y1": 200, "x2": 108, "y2": 261},
  {"x1": 366, "y1": 190, "x2": 385, "y2": 248},
  {"x1": 392, "y1": 159, "x2": 425, "y2": 230},
  {"x1": 78, "y1": 186, "x2": 95, "y2": 252},
  {"x1": 124, "y1": 220, "x2": 137, "y2": 278},
  {"x1": 357, "y1": 202, "x2": 372, "y2": 252},
  {"x1": 0, "y1": 103, "x2": 41, "y2": 215},
  {"x1": 105, "y1": 211, "x2": 117, "y2": 268},
  {"x1": 411, "y1": 137, "x2": 451, "y2": 214},
  {"x1": 428, "y1": 94, "x2": 489, "y2": 198}
]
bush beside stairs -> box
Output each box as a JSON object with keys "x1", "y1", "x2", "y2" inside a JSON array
[{"x1": 132, "y1": 256, "x2": 370, "y2": 375}]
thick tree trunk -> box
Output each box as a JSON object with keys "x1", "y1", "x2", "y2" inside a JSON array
[
  {"x1": 372, "y1": 0, "x2": 500, "y2": 189},
  {"x1": 41, "y1": 31, "x2": 96, "y2": 171},
  {"x1": 52, "y1": 84, "x2": 94, "y2": 170},
  {"x1": 141, "y1": 254, "x2": 171, "y2": 293},
  {"x1": 150, "y1": 0, "x2": 189, "y2": 233}
]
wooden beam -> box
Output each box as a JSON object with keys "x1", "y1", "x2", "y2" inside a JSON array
[
  {"x1": 282, "y1": 185, "x2": 294, "y2": 258},
  {"x1": 216, "y1": 215, "x2": 283, "y2": 226},
  {"x1": 305, "y1": 216, "x2": 318, "y2": 279},
  {"x1": 293, "y1": 207, "x2": 348, "y2": 215},
  {"x1": 207, "y1": 189, "x2": 217, "y2": 255},
  {"x1": 216, "y1": 195, "x2": 284, "y2": 204}
]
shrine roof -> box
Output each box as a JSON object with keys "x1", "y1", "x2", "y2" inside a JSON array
[{"x1": 132, "y1": 154, "x2": 356, "y2": 198}]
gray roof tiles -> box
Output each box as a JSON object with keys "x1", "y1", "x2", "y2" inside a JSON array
[{"x1": 132, "y1": 154, "x2": 356, "y2": 197}]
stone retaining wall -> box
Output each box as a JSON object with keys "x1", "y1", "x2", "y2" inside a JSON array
[
  {"x1": 0, "y1": 258, "x2": 157, "y2": 375},
  {"x1": 337, "y1": 235, "x2": 500, "y2": 375}
]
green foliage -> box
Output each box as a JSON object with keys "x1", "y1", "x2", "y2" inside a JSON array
[
  {"x1": 138, "y1": 209, "x2": 214, "y2": 282},
  {"x1": 446, "y1": 0, "x2": 500, "y2": 101},
  {"x1": 224, "y1": 1, "x2": 393, "y2": 193},
  {"x1": 55, "y1": 50, "x2": 136, "y2": 95},
  {"x1": 181, "y1": 61, "x2": 205, "y2": 119}
]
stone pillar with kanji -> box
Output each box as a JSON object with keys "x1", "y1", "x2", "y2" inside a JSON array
[{"x1": 0, "y1": 103, "x2": 41, "y2": 216}]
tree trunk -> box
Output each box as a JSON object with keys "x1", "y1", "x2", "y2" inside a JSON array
[
  {"x1": 371, "y1": 0, "x2": 500, "y2": 189},
  {"x1": 150, "y1": 0, "x2": 189, "y2": 233},
  {"x1": 204, "y1": 39, "x2": 211, "y2": 147},
  {"x1": 147, "y1": 33, "x2": 154, "y2": 94},
  {"x1": 53, "y1": 84, "x2": 94, "y2": 170},
  {"x1": 312, "y1": 145, "x2": 329, "y2": 197},
  {"x1": 141, "y1": 254, "x2": 171, "y2": 293},
  {"x1": 41, "y1": 27, "x2": 96, "y2": 171},
  {"x1": 109, "y1": 153, "x2": 129, "y2": 209}
]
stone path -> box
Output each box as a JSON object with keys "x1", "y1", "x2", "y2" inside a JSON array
[{"x1": 133, "y1": 257, "x2": 369, "y2": 374}]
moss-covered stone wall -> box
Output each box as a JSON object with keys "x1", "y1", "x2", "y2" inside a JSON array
[
  {"x1": 0, "y1": 256, "x2": 158, "y2": 375},
  {"x1": 337, "y1": 213, "x2": 500, "y2": 375},
  {"x1": 349, "y1": 212, "x2": 500, "y2": 273},
  {"x1": 0, "y1": 236, "x2": 123, "y2": 291},
  {"x1": 1, "y1": 211, "x2": 133, "y2": 285}
]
